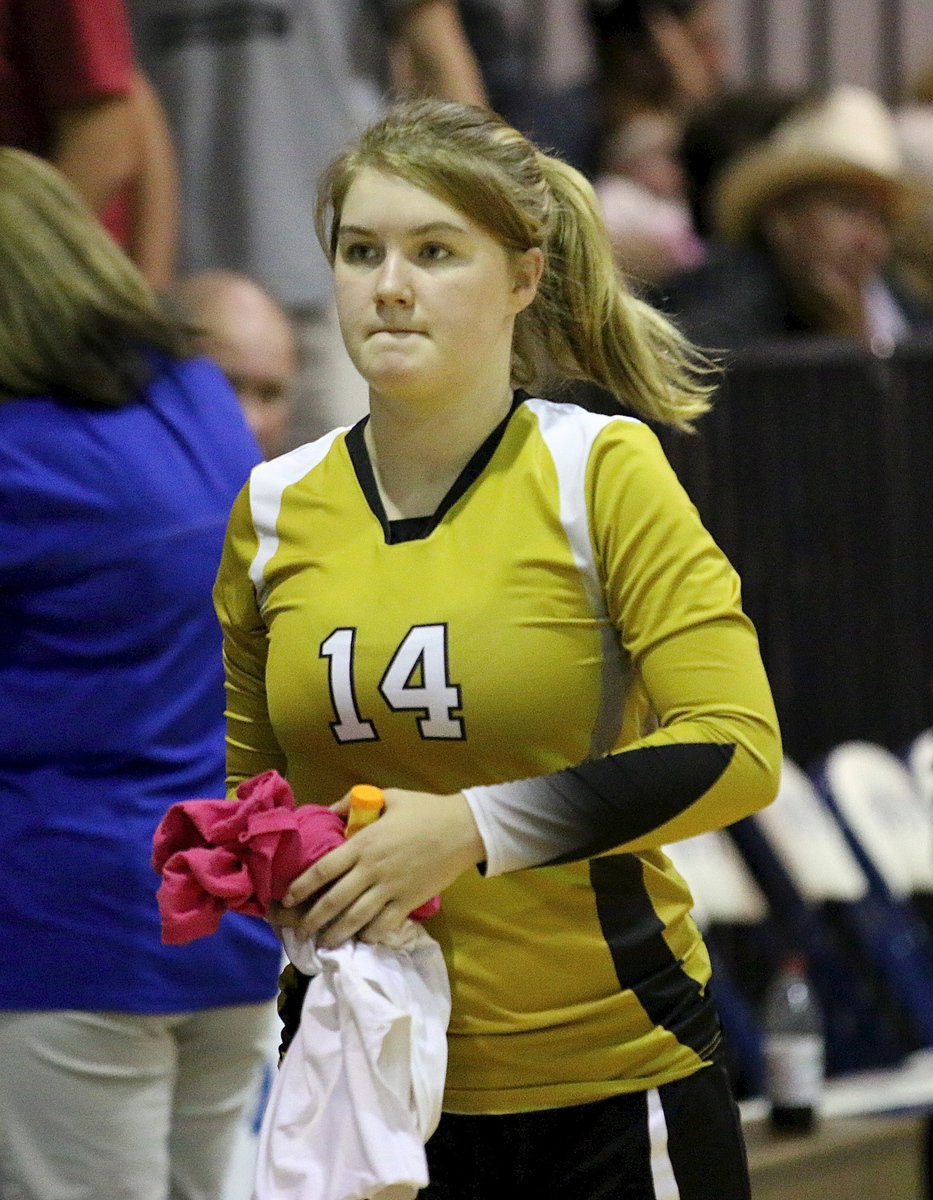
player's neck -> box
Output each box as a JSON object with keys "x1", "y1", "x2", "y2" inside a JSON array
[{"x1": 364, "y1": 383, "x2": 513, "y2": 520}]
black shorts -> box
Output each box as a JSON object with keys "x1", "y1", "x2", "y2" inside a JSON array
[{"x1": 419, "y1": 1061, "x2": 751, "y2": 1200}]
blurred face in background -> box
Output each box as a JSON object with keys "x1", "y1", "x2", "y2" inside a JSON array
[
  {"x1": 762, "y1": 181, "x2": 892, "y2": 292},
  {"x1": 179, "y1": 272, "x2": 298, "y2": 459},
  {"x1": 204, "y1": 315, "x2": 296, "y2": 460},
  {"x1": 759, "y1": 180, "x2": 894, "y2": 338}
]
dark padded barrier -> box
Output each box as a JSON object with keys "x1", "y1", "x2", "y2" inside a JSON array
[{"x1": 653, "y1": 335, "x2": 933, "y2": 764}]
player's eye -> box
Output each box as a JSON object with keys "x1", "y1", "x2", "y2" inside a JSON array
[
  {"x1": 341, "y1": 241, "x2": 381, "y2": 265},
  {"x1": 420, "y1": 242, "x2": 452, "y2": 262}
]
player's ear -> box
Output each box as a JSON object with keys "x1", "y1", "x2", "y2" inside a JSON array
[{"x1": 510, "y1": 247, "x2": 544, "y2": 314}]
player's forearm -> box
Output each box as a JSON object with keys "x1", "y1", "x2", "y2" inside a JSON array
[
  {"x1": 222, "y1": 647, "x2": 288, "y2": 793},
  {"x1": 464, "y1": 618, "x2": 782, "y2": 876},
  {"x1": 464, "y1": 719, "x2": 778, "y2": 876}
]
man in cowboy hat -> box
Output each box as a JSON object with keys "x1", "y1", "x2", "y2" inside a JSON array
[{"x1": 658, "y1": 84, "x2": 932, "y2": 352}]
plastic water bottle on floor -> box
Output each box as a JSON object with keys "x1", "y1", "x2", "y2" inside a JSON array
[{"x1": 762, "y1": 953, "x2": 825, "y2": 1133}]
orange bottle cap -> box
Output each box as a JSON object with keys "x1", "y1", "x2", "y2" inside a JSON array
[{"x1": 349, "y1": 784, "x2": 384, "y2": 811}]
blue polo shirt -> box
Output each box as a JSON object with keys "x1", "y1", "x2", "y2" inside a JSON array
[{"x1": 0, "y1": 354, "x2": 282, "y2": 1011}]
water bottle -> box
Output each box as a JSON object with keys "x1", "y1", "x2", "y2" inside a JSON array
[{"x1": 761, "y1": 953, "x2": 825, "y2": 1133}]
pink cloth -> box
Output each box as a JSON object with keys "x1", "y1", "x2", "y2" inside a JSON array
[{"x1": 152, "y1": 770, "x2": 438, "y2": 945}]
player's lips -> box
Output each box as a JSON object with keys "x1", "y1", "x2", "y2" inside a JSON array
[{"x1": 369, "y1": 326, "x2": 425, "y2": 336}]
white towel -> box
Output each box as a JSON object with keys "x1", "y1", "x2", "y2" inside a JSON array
[{"x1": 254, "y1": 922, "x2": 451, "y2": 1200}]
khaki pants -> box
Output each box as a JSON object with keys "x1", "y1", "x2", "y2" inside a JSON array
[{"x1": 0, "y1": 1002, "x2": 276, "y2": 1200}]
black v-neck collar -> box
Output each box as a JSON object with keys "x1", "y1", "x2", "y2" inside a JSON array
[{"x1": 346, "y1": 391, "x2": 528, "y2": 544}]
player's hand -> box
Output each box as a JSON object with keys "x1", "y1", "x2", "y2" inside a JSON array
[{"x1": 272, "y1": 788, "x2": 485, "y2": 948}]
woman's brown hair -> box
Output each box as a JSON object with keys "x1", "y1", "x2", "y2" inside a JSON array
[{"x1": 0, "y1": 148, "x2": 192, "y2": 407}]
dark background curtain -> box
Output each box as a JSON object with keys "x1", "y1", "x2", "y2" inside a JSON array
[{"x1": 654, "y1": 336, "x2": 933, "y2": 765}]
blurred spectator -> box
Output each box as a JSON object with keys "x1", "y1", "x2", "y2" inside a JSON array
[
  {"x1": 594, "y1": 82, "x2": 791, "y2": 292},
  {"x1": 0, "y1": 0, "x2": 178, "y2": 286},
  {"x1": 677, "y1": 85, "x2": 805, "y2": 239},
  {"x1": 586, "y1": 1, "x2": 729, "y2": 285},
  {"x1": 129, "y1": 0, "x2": 486, "y2": 446},
  {"x1": 659, "y1": 86, "x2": 931, "y2": 353},
  {"x1": 174, "y1": 270, "x2": 298, "y2": 460},
  {"x1": 0, "y1": 148, "x2": 281, "y2": 1200},
  {"x1": 125, "y1": 68, "x2": 180, "y2": 289},
  {"x1": 589, "y1": 0, "x2": 728, "y2": 131},
  {"x1": 447, "y1": 0, "x2": 601, "y2": 174},
  {"x1": 595, "y1": 106, "x2": 705, "y2": 287},
  {"x1": 385, "y1": 0, "x2": 488, "y2": 103},
  {"x1": 891, "y1": 102, "x2": 933, "y2": 311}
]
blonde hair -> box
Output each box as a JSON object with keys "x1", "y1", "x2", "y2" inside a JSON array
[
  {"x1": 0, "y1": 148, "x2": 191, "y2": 407},
  {"x1": 316, "y1": 99, "x2": 714, "y2": 431}
]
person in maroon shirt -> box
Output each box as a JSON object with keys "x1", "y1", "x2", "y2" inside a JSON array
[{"x1": 0, "y1": 0, "x2": 177, "y2": 285}]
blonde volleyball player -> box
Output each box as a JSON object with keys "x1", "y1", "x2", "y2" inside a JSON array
[{"x1": 214, "y1": 99, "x2": 781, "y2": 1199}]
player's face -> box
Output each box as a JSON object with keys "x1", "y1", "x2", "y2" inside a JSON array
[{"x1": 333, "y1": 168, "x2": 540, "y2": 408}]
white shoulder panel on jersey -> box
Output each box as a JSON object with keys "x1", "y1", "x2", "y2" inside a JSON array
[
  {"x1": 247, "y1": 427, "x2": 347, "y2": 606},
  {"x1": 526, "y1": 398, "x2": 636, "y2": 758},
  {"x1": 525, "y1": 398, "x2": 637, "y2": 620}
]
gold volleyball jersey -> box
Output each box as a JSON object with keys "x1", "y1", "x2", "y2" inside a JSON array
[{"x1": 214, "y1": 395, "x2": 781, "y2": 1113}]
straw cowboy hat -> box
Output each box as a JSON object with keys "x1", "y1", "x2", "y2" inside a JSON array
[{"x1": 711, "y1": 85, "x2": 914, "y2": 242}]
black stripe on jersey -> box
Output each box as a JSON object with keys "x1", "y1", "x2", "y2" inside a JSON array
[
  {"x1": 590, "y1": 854, "x2": 722, "y2": 1060},
  {"x1": 345, "y1": 392, "x2": 528, "y2": 544},
  {"x1": 543, "y1": 742, "x2": 735, "y2": 866}
]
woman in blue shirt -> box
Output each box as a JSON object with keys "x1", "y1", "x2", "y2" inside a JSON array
[{"x1": 0, "y1": 148, "x2": 281, "y2": 1200}]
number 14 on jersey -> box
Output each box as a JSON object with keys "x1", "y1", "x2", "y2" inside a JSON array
[{"x1": 320, "y1": 624, "x2": 465, "y2": 743}]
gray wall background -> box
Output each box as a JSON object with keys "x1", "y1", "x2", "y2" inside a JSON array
[{"x1": 720, "y1": 0, "x2": 933, "y2": 101}]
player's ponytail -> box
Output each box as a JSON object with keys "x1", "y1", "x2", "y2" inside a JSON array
[{"x1": 521, "y1": 153, "x2": 715, "y2": 431}]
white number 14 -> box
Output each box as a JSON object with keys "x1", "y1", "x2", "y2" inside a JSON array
[{"x1": 320, "y1": 624, "x2": 464, "y2": 743}]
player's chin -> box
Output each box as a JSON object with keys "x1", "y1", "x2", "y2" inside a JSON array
[{"x1": 364, "y1": 364, "x2": 443, "y2": 406}]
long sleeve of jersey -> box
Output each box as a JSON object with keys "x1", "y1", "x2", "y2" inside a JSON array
[
  {"x1": 462, "y1": 419, "x2": 781, "y2": 877},
  {"x1": 214, "y1": 484, "x2": 287, "y2": 792}
]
